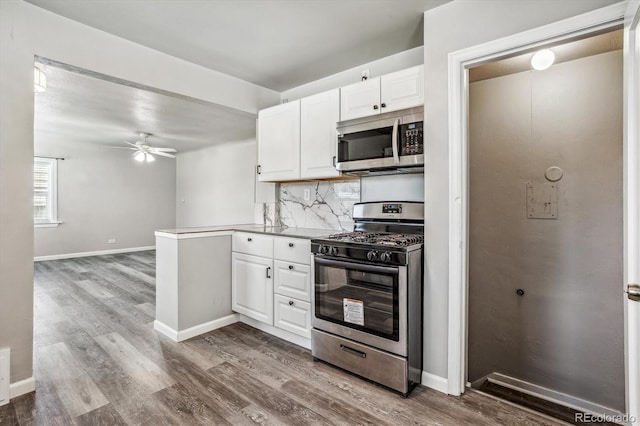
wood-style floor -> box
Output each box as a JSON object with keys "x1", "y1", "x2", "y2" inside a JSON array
[{"x1": 0, "y1": 251, "x2": 565, "y2": 425}]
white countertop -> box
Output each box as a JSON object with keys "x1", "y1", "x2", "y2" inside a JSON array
[{"x1": 155, "y1": 224, "x2": 339, "y2": 239}]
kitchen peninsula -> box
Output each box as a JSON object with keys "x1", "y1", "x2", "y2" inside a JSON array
[{"x1": 154, "y1": 225, "x2": 334, "y2": 348}]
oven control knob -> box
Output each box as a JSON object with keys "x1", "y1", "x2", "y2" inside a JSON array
[
  {"x1": 330, "y1": 246, "x2": 339, "y2": 256},
  {"x1": 319, "y1": 245, "x2": 329, "y2": 255},
  {"x1": 380, "y1": 252, "x2": 392, "y2": 263},
  {"x1": 366, "y1": 250, "x2": 378, "y2": 261}
]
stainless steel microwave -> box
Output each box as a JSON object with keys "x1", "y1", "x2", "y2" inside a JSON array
[{"x1": 336, "y1": 106, "x2": 424, "y2": 175}]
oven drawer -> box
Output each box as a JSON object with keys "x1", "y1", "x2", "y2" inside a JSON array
[
  {"x1": 312, "y1": 328, "x2": 408, "y2": 394},
  {"x1": 274, "y1": 237, "x2": 311, "y2": 265},
  {"x1": 274, "y1": 260, "x2": 310, "y2": 302},
  {"x1": 274, "y1": 294, "x2": 311, "y2": 338},
  {"x1": 233, "y1": 232, "x2": 273, "y2": 257}
]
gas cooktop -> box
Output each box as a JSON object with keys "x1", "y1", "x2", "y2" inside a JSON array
[{"x1": 323, "y1": 231, "x2": 424, "y2": 248}]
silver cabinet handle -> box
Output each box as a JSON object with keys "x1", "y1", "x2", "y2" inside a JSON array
[
  {"x1": 266, "y1": 267, "x2": 271, "y2": 278},
  {"x1": 288, "y1": 265, "x2": 294, "y2": 270},
  {"x1": 627, "y1": 283, "x2": 640, "y2": 302},
  {"x1": 247, "y1": 237, "x2": 252, "y2": 242},
  {"x1": 288, "y1": 300, "x2": 294, "y2": 306},
  {"x1": 289, "y1": 242, "x2": 294, "y2": 247}
]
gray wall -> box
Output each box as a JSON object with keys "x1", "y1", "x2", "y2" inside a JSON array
[
  {"x1": 468, "y1": 51, "x2": 624, "y2": 411},
  {"x1": 422, "y1": 0, "x2": 619, "y2": 381},
  {"x1": 34, "y1": 141, "x2": 176, "y2": 257},
  {"x1": 176, "y1": 139, "x2": 257, "y2": 228},
  {"x1": 280, "y1": 47, "x2": 424, "y2": 101}
]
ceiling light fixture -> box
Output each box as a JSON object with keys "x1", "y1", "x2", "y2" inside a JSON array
[
  {"x1": 531, "y1": 49, "x2": 555, "y2": 71},
  {"x1": 34, "y1": 64, "x2": 47, "y2": 93},
  {"x1": 134, "y1": 151, "x2": 146, "y2": 162},
  {"x1": 145, "y1": 153, "x2": 155, "y2": 162}
]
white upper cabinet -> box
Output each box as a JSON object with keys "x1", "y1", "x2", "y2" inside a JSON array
[
  {"x1": 257, "y1": 100, "x2": 300, "y2": 182},
  {"x1": 340, "y1": 77, "x2": 381, "y2": 121},
  {"x1": 300, "y1": 89, "x2": 340, "y2": 179},
  {"x1": 380, "y1": 65, "x2": 424, "y2": 113},
  {"x1": 340, "y1": 65, "x2": 424, "y2": 121}
]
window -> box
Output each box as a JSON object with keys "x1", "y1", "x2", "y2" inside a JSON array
[{"x1": 34, "y1": 157, "x2": 58, "y2": 225}]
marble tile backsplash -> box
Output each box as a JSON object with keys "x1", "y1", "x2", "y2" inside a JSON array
[{"x1": 257, "y1": 180, "x2": 360, "y2": 231}]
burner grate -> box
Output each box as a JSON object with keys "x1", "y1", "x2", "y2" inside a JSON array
[{"x1": 326, "y1": 231, "x2": 423, "y2": 247}]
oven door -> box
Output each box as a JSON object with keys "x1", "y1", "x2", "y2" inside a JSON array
[{"x1": 312, "y1": 256, "x2": 407, "y2": 356}]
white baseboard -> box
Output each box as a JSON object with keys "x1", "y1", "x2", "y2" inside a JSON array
[
  {"x1": 34, "y1": 246, "x2": 155, "y2": 261},
  {"x1": 487, "y1": 372, "x2": 623, "y2": 418},
  {"x1": 10, "y1": 377, "x2": 35, "y2": 399},
  {"x1": 176, "y1": 314, "x2": 239, "y2": 341},
  {"x1": 154, "y1": 314, "x2": 240, "y2": 342},
  {"x1": 239, "y1": 315, "x2": 311, "y2": 350},
  {"x1": 421, "y1": 371, "x2": 448, "y2": 394},
  {"x1": 153, "y1": 320, "x2": 178, "y2": 341}
]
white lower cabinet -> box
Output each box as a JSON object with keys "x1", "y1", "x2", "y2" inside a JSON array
[
  {"x1": 231, "y1": 252, "x2": 273, "y2": 325},
  {"x1": 274, "y1": 294, "x2": 311, "y2": 339},
  {"x1": 232, "y1": 233, "x2": 313, "y2": 344}
]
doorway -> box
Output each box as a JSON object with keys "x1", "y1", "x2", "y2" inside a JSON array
[{"x1": 466, "y1": 29, "x2": 624, "y2": 421}]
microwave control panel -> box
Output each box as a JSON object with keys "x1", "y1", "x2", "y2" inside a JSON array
[{"x1": 402, "y1": 122, "x2": 423, "y2": 156}]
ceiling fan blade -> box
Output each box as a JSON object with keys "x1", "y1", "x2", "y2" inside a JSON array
[
  {"x1": 153, "y1": 151, "x2": 176, "y2": 158},
  {"x1": 150, "y1": 147, "x2": 177, "y2": 153},
  {"x1": 103, "y1": 146, "x2": 138, "y2": 150},
  {"x1": 124, "y1": 141, "x2": 140, "y2": 148}
]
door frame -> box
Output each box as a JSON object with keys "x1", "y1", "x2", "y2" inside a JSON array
[
  {"x1": 446, "y1": 1, "x2": 632, "y2": 406},
  {"x1": 623, "y1": 0, "x2": 640, "y2": 421}
]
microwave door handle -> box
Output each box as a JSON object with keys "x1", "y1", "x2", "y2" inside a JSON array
[{"x1": 392, "y1": 118, "x2": 400, "y2": 164}]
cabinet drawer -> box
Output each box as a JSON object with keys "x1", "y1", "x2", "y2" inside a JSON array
[
  {"x1": 274, "y1": 294, "x2": 311, "y2": 339},
  {"x1": 274, "y1": 260, "x2": 310, "y2": 302},
  {"x1": 233, "y1": 232, "x2": 273, "y2": 257},
  {"x1": 274, "y1": 237, "x2": 311, "y2": 265}
]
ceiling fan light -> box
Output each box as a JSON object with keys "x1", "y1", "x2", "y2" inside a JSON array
[
  {"x1": 145, "y1": 153, "x2": 155, "y2": 162},
  {"x1": 134, "y1": 151, "x2": 145, "y2": 162}
]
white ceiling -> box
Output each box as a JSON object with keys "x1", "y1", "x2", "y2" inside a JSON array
[
  {"x1": 34, "y1": 65, "x2": 257, "y2": 153},
  {"x1": 30, "y1": 0, "x2": 449, "y2": 154},
  {"x1": 25, "y1": 0, "x2": 448, "y2": 91}
]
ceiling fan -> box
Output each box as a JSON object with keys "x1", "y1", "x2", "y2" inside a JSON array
[{"x1": 123, "y1": 133, "x2": 177, "y2": 162}]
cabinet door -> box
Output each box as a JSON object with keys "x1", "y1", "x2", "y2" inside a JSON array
[
  {"x1": 232, "y1": 252, "x2": 273, "y2": 325},
  {"x1": 300, "y1": 89, "x2": 340, "y2": 179},
  {"x1": 340, "y1": 77, "x2": 381, "y2": 121},
  {"x1": 257, "y1": 100, "x2": 300, "y2": 182},
  {"x1": 380, "y1": 65, "x2": 424, "y2": 113},
  {"x1": 274, "y1": 294, "x2": 311, "y2": 338}
]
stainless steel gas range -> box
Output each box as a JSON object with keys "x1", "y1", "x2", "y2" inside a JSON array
[{"x1": 310, "y1": 201, "x2": 423, "y2": 396}]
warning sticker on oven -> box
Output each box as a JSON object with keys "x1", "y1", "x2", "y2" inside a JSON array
[{"x1": 343, "y1": 298, "x2": 364, "y2": 326}]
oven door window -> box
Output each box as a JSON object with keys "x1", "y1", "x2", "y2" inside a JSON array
[
  {"x1": 314, "y1": 259, "x2": 399, "y2": 341},
  {"x1": 338, "y1": 127, "x2": 394, "y2": 162}
]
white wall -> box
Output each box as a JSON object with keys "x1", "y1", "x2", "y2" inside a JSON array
[
  {"x1": 176, "y1": 140, "x2": 257, "y2": 227},
  {"x1": 34, "y1": 141, "x2": 176, "y2": 258},
  {"x1": 0, "y1": 0, "x2": 277, "y2": 386},
  {"x1": 422, "y1": 0, "x2": 620, "y2": 382}
]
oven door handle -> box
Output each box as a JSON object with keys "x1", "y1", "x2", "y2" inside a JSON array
[{"x1": 314, "y1": 256, "x2": 399, "y2": 275}]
